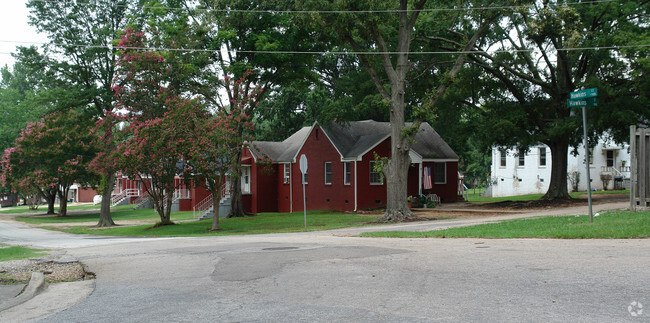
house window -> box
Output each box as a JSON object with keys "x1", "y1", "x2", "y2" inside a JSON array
[
  {"x1": 499, "y1": 149, "x2": 506, "y2": 167},
  {"x1": 539, "y1": 147, "x2": 546, "y2": 167},
  {"x1": 344, "y1": 162, "x2": 351, "y2": 185},
  {"x1": 434, "y1": 163, "x2": 446, "y2": 184},
  {"x1": 283, "y1": 164, "x2": 290, "y2": 184},
  {"x1": 369, "y1": 161, "x2": 383, "y2": 185},
  {"x1": 518, "y1": 149, "x2": 525, "y2": 167},
  {"x1": 241, "y1": 166, "x2": 251, "y2": 194},
  {"x1": 324, "y1": 162, "x2": 332, "y2": 185},
  {"x1": 606, "y1": 150, "x2": 614, "y2": 167}
]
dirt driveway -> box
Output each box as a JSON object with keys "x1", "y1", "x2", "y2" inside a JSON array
[{"x1": 410, "y1": 193, "x2": 629, "y2": 219}]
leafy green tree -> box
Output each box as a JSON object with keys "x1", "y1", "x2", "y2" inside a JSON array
[
  {"x1": 185, "y1": 89, "x2": 257, "y2": 231},
  {"x1": 299, "y1": 0, "x2": 496, "y2": 221},
  {"x1": 197, "y1": 0, "x2": 322, "y2": 217},
  {"x1": 466, "y1": 0, "x2": 649, "y2": 199},
  {"x1": 0, "y1": 49, "x2": 52, "y2": 153},
  {"x1": 25, "y1": 0, "x2": 138, "y2": 225}
]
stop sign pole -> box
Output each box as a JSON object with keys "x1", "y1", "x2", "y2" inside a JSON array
[{"x1": 299, "y1": 154, "x2": 308, "y2": 230}]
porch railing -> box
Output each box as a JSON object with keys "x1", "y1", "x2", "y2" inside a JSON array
[{"x1": 111, "y1": 188, "x2": 140, "y2": 206}]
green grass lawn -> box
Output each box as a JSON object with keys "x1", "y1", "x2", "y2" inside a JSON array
[
  {"x1": 54, "y1": 210, "x2": 381, "y2": 237},
  {"x1": 465, "y1": 188, "x2": 629, "y2": 202},
  {"x1": 15, "y1": 205, "x2": 195, "y2": 224},
  {"x1": 0, "y1": 244, "x2": 48, "y2": 262},
  {"x1": 362, "y1": 210, "x2": 649, "y2": 239}
]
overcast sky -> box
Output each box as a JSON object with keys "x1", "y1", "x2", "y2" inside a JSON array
[{"x1": 0, "y1": 1, "x2": 47, "y2": 70}]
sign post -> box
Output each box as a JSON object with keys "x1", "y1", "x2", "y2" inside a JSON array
[
  {"x1": 299, "y1": 154, "x2": 308, "y2": 230},
  {"x1": 568, "y1": 88, "x2": 597, "y2": 223}
]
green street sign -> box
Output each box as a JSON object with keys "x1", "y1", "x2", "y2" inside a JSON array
[
  {"x1": 568, "y1": 97, "x2": 598, "y2": 108},
  {"x1": 570, "y1": 88, "x2": 597, "y2": 100}
]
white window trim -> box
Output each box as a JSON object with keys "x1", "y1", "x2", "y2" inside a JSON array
[
  {"x1": 283, "y1": 164, "x2": 290, "y2": 184},
  {"x1": 538, "y1": 147, "x2": 547, "y2": 168},
  {"x1": 344, "y1": 162, "x2": 351, "y2": 185},
  {"x1": 499, "y1": 149, "x2": 507, "y2": 168},
  {"x1": 434, "y1": 163, "x2": 446, "y2": 184},
  {"x1": 324, "y1": 162, "x2": 332, "y2": 185},
  {"x1": 369, "y1": 161, "x2": 384, "y2": 185}
]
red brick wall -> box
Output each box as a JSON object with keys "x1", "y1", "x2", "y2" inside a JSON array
[
  {"x1": 252, "y1": 161, "x2": 277, "y2": 213},
  {"x1": 356, "y1": 138, "x2": 390, "y2": 210},
  {"x1": 290, "y1": 125, "x2": 356, "y2": 212},
  {"x1": 422, "y1": 161, "x2": 458, "y2": 202},
  {"x1": 77, "y1": 187, "x2": 98, "y2": 203}
]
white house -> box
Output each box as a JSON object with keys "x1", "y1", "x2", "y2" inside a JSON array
[{"x1": 486, "y1": 138, "x2": 631, "y2": 197}]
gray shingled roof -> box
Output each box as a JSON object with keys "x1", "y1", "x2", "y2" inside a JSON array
[{"x1": 250, "y1": 120, "x2": 457, "y2": 163}]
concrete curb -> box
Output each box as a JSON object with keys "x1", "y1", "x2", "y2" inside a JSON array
[{"x1": 0, "y1": 272, "x2": 48, "y2": 312}]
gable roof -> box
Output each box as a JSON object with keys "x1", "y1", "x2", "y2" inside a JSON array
[
  {"x1": 249, "y1": 126, "x2": 311, "y2": 162},
  {"x1": 250, "y1": 120, "x2": 457, "y2": 163}
]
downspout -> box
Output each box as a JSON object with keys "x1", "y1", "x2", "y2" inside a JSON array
[
  {"x1": 419, "y1": 162, "x2": 423, "y2": 196},
  {"x1": 354, "y1": 160, "x2": 358, "y2": 212},
  {"x1": 289, "y1": 163, "x2": 293, "y2": 213}
]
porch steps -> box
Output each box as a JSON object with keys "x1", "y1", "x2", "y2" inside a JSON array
[{"x1": 198, "y1": 197, "x2": 231, "y2": 220}]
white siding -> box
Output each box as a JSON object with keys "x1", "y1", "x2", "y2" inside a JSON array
[{"x1": 488, "y1": 139, "x2": 630, "y2": 197}]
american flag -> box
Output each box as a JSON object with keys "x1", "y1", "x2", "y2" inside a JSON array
[{"x1": 423, "y1": 166, "x2": 433, "y2": 189}]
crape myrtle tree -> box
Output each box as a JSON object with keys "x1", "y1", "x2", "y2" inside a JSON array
[
  {"x1": 114, "y1": 97, "x2": 201, "y2": 225},
  {"x1": 463, "y1": 0, "x2": 649, "y2": 199},
  {"x1": 185, "y1": 93, "x2": 256, "y2": 231},
  {"x1": 111, "y1": 28, "x2": 197, "y2": 225},
  {"x1": 298, "y1": 0, "x2": 497, "y2": 222},
  {"x1": 197, "y1": 0, "x2": 320, "y2": 217},
  {"x1": 26, "y1": 0, "x2": 138, "y2": 226},
  {"x1": 0, "y1": 110, "x2": 100, "y2": 216}
]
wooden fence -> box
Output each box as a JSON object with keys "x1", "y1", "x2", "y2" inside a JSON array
[{"x1": 630, "y1": 126, "x2": 650, "y2": 210}]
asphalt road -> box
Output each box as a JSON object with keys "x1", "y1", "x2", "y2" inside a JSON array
[{"x1": 0, "y1": 202, "x2": 648, "y2": 322}]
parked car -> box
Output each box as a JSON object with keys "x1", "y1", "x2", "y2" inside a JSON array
[{"x1": 93, "y1": 195, "x2": 103, "y2": 205}]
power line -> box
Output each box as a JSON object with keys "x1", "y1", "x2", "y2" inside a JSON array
[
  {"x1": 0, "y1": 39, "x2": 647, "y2": 56},
  {"x1": 29, "y1": 0, "x2": 618, "y2": 14}
]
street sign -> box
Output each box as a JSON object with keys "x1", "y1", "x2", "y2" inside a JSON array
[
  {"x1": 569, "y1": 88, "x2": 597, "y2": 100},
  {"x1": 299, "y1": 154, "x2": 308, "y2": 174},
  {"x1": 568, "y1": 97, "x2": 598, "y2": 108}
]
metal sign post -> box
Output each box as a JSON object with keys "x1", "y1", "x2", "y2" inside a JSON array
[
  {"x1": 299, "y1": 154, "x2": 308, "y2": 230},
  {"x1": 568, "y1": 88, "x2": 597, "y2": 223},
  {"x1": 581, "y1": 105, "x2": 594, "y2": 223}
]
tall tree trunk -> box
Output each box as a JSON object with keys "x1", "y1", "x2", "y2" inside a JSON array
[
  {"x1": 381, "y1": 86, "x2": 417, "y2": 222},
  {"x1": 227, "y1": 149, "x2": 252, "y2": 218},
  {"x1": 97, "y1": 171, "x2": 116, "y2": 227},
  {"x1": 210, "y1": 179, "x2": 222, "y2": 231},
  {"x1": 542, "y1": 139, "x2": 571, "y2": 200},
  {"x1": 160, "y1": 188, "x2": 174, "y2": 225},
  {"x1": 37, "y1": 186, "x2": 58, "y2": 215},
  {"x1": 228, "y1": 174, "x2": 252, "y2": 218},
  {"x1": 57, "y1": 186, "x2": 70, "y2": 216}
]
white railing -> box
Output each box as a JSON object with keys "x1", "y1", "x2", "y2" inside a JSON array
[
  {"x1": 193, "y1": 194, "x2": 213, "y2": 219},
  {"x1": 174, "y1": 189, "x2": 190, "y2": 200},
  {"x1": 192, "y1": 183, "x2": 230, "y2": 219},
  {"x1": 601, "y1": 166, "x2": 624, "y2": 177},
  {"x1": 111, "y1": 188, "x2": 140, "y2": 206}
]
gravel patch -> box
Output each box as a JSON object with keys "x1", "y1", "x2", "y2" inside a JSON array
[{"x1": 0, "y1": 259, "x2": 94, "y2": 284}]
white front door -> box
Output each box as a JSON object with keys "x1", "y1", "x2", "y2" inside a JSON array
[{"x1": 241, "y1": 166, "x2": 251, "y2": 194}]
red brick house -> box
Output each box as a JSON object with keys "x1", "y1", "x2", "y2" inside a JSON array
[{"x1": 241, "y1": 120, "x2": 459, "y2": 213}]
